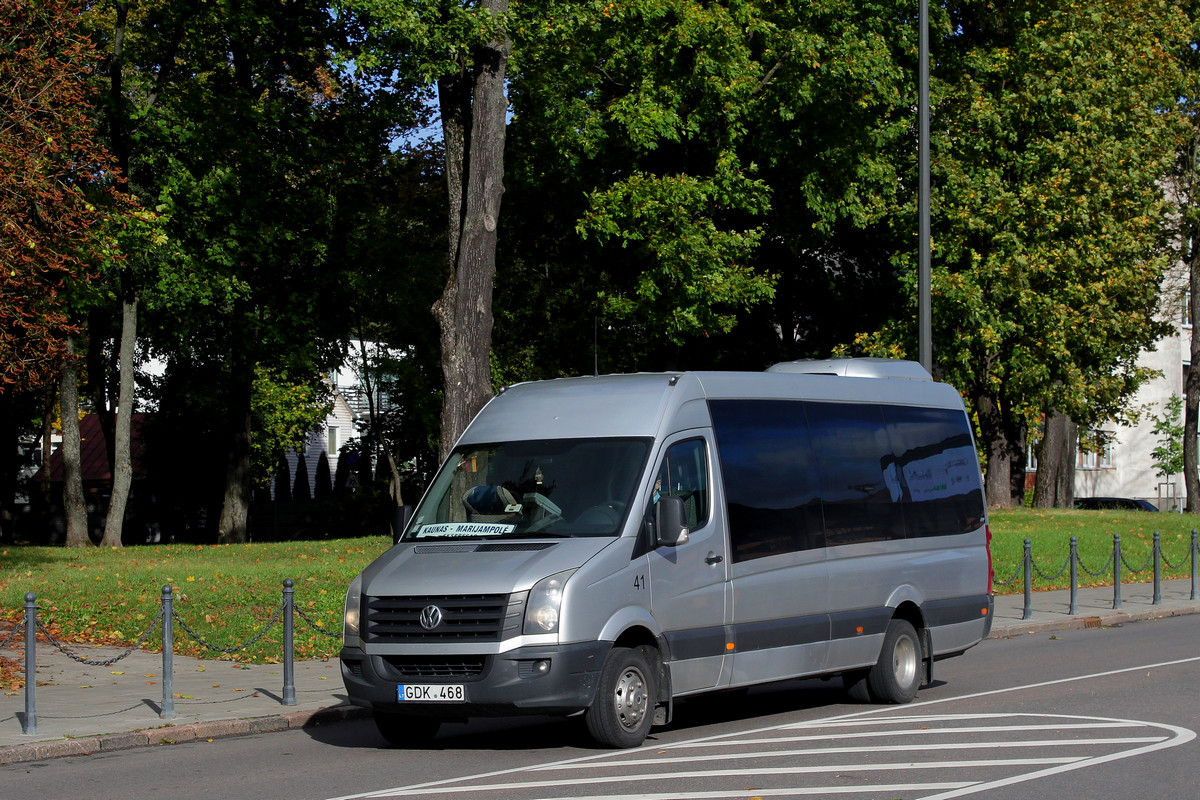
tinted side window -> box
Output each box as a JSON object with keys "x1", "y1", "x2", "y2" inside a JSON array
[
  {"x1": 656, "y1": 439, "x2": 710, "y2": 529},
  {"x1": 805, "y1": 402, "x2": 904, "y2": 546},
  {"x1": 709, "y1": 400, "x2": 825, "y2": 562},
  {"x1": 883, "y1": 406, "x2": 986, "y2": 537}
]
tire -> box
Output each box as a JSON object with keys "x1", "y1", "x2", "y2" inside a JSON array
[
  {"x1": 373, "y1": 711, "x2": 441, "y2": 748},
  {"x1": 585, "y1": 646, "x2": 657, "y2": 748},
  {"x1": 866, "y1": 619, "x2": 922, "y2": 704}
]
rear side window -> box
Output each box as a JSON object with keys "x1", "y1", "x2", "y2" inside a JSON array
[
  {"x1": 883, "y1": 406, "x2": 986, "y2": 537},
  {"x1": 710, "y1": 398, "x2": 985, "y2": 557}
]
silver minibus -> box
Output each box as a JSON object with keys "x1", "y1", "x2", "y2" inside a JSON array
[{"x1": 341, "y1": 358, "x2": 993, "y2": 748}]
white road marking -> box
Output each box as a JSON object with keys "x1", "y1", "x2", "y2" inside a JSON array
[
  {"x1": 538, "y1": 736, "x2": 1165, "y2": 768},
  {"x1": 324, "y1": 655, "x2": 1200, "y2": 800}
]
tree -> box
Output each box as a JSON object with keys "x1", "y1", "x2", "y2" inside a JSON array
[
  {"x1": 1031, "y1": 411, "x2": 1076, "y2": 509},
  {"x1": 854, "y1": 0, "x2": 1188, "y2": 507},
  {"x1": 1171, "y1": 3, "x2": 1200, "y2": 513},
  {"x1": 84, "y1": 0, "x2": 414, "y2": 542},
  {"x1": 343, "y1": 0, "x2": 516, "y2": 459},
  {"x1": 0, "y1": 0, "x2": 124, "y2": 390},
  {"x1": 496, "y1": 0, "x2": 923, "y2": 378},
  {"x1": 1152, "y1": 394, "x2": 1185, "y2": 482},
  {"x1": 60, "y1": 336, "x2": 90, "y2": 546}
]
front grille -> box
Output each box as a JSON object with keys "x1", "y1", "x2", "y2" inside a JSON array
[
  {"x1": 363, "y1": 592, "x2": 527, "y2": 643},
  {"x1": 382, "y1": 655, "x2": 487, "y2": 678}
]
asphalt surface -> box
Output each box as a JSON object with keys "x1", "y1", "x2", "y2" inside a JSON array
[{"x1": 1, "y1": 577, "x2": 1196, "y2": 765}]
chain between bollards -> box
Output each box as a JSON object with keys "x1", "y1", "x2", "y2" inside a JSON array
[
  {"x1": 283, "y1": 579, "x2": 296, "y2": 706},
  {"x1": 23, "y1": 593, "x2": 36, "y2": 735}
]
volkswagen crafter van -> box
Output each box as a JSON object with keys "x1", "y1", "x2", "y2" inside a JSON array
[{"x1": 341, "y1": 359, "x2": 993, "y2": 748}]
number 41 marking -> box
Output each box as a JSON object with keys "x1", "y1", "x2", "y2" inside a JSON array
[{"x1": 634, "y1": 574, "x2": 646, "y2": 591}]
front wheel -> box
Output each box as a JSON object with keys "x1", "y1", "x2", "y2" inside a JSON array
[
  {"x1": 585, "y1": 646, "x2": 657, "y2": 748},
  {"x1": 866, "y1": 619, "x2": 922, "y2": 704}
]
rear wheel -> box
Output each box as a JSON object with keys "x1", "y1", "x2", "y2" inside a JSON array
[
  {"x1": 866, "y1": 619, "x2": 922, "y2": 704},
  {"x1": 373, "y1": 711, "x2": 441, "y2": 748},
  {"x1": 585, "y1": 646, "x2": 657, "y2": 748}
]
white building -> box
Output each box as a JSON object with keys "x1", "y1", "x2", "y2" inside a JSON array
[{"x1": 1058, "y1": 268, "x2": 1189, "y2": 511}]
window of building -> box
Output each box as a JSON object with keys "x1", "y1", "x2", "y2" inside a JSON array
[{"x1": 1077, "y1": 432, "x2": 1114, "y2": 470}]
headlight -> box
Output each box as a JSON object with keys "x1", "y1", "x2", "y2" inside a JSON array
[
  {"x1": 523, "y1": 569, "x2": 575, "y2": 635},
  {"x1": 343, "y1": 573, "x2": 363, "y2": 644}
]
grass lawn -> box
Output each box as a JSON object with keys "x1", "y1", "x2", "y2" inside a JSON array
[
  {"x1": 0, "y1": 509, "x2": 1195, "y2": 668},
  {"x1": 988, "y1": 508, "x2": 1197, "y2": 591},
  {"x1": 0, "y1": 537, "x2": 390, "y2": 668}
]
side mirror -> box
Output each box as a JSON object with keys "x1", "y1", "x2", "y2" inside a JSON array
[
  {"x1": 655, "y1": 496, "x2": 690, "y2": 547},
  {"x1": 392, "y1": 505, "x2": 413, "y2": 544}
]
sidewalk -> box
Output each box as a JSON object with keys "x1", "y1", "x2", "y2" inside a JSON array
[{"x1": 1, "y1": 578, "x2": 1197, "y2": 765}]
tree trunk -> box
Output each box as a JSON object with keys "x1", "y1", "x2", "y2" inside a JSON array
[
  {"x1": 1032, "y1": 411, "x2": 1077, "y2": 508},
  {"x1": 86, "y1": 308, "x2": 117, "y2": 476},
  {"x1": 432, "y1": 0, "x2": 510, "y2": 462},
  {"x1": 1184, "y1": 210, "x2": 1200, "y2": 512},
  {"x1": 217, "y1": 360, "x2": 254, "y2": 543},
  {"x1": 61, "y1": 336, "x2": 90, "y2": 547},
  {"x1": 101, "y1": 294, "x2": 137, "y2": 547},
  {"x1": 974, "y1": 391, "x2": 1028, "y2": 508}
]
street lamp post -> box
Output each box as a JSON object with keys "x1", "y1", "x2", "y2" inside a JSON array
[{"x1": 918, "y1": 0, "x2": 932, "y2": 373}]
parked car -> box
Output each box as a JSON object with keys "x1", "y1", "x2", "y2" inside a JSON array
[{"x1": 1073, "y1": 497, "x2": 1158, "y2": 512}]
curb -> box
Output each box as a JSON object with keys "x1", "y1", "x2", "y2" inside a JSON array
[
  {"x1": 0, "y1": 703, "x2": 372, "y2": 766},
  {"x1": 989, "y1": 604, "x2": 1200, "y2": 639}
]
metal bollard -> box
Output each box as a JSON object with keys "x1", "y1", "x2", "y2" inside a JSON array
[
  {"x1": 161, "y1": 585, "x2": 175, "y2": 719},
  {"x1": 1152, "y1": 531, "x2": 1161, "y2": 605},
  {"x1": 1113, "y1": 534, "x2": 1122, "y2": 610},
  {"x1": 23, "y1": 593, "x2": 36, "y2": 735},
  {"x1": 1068, "y1": 537, "x2": 1078, "y2": 615},
  {"x1": 1192, "y1": 531, "x2": 1198, "y2": 602},
  {"x1": 283, "y1": 579, "x2": 296, "y2": 706},
  {"x1": 1022, "y1": 539, "x2": 1032, "y2": 620}
]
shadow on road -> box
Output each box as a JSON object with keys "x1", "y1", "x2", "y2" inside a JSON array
[{"x1": 300, "y1": 675, "x2": 913, "y2": 752}]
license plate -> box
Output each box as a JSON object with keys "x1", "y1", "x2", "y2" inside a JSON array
[{"x1": 397, "y1": 684, "x2": 465, "y2": 702}]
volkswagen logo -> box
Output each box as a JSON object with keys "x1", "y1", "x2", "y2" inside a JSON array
[{"x1": 419, "y1": 605, "x2": 443, "y2": 630}]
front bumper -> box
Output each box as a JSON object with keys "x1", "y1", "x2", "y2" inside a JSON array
[{"x1": 340, "y1": 641, "x2": 610, "y2": 718}]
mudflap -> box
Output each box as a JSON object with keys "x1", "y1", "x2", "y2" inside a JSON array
[
  {"x1": 921, "y1": 628, "x2": 934, "y2": 686},
  {"x1": 654, "y1": 658, "x2": 674, "y2": 726}
]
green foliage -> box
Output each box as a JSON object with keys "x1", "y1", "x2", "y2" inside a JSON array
[
  {"x1": 250, "y1": 366, "x2": 332, "y2": 486},
  {"x1": 0, "y1": 0, "x2": 130, "y2": 390},
  {"x1": 1151, "y1": 395, "x2": 1186, "y2": 479},
  {"x1": 933, "y1": 0, "x2": 1185, "y2": 414},
  {"x1": 498, "y1": 0, "x2": 923, "y2": 374},
  {"x1": 843, "y1": 0, "x2": 1190, "y2": 503}
]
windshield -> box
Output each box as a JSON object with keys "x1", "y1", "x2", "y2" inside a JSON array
[{"x1": 404, "y1": 438, "x2": 652, "y2": 540}]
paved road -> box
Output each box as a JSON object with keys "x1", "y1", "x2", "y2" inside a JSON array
[{"x1": 2, "y1": 612, "x2": 1196, "y2": 800}]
